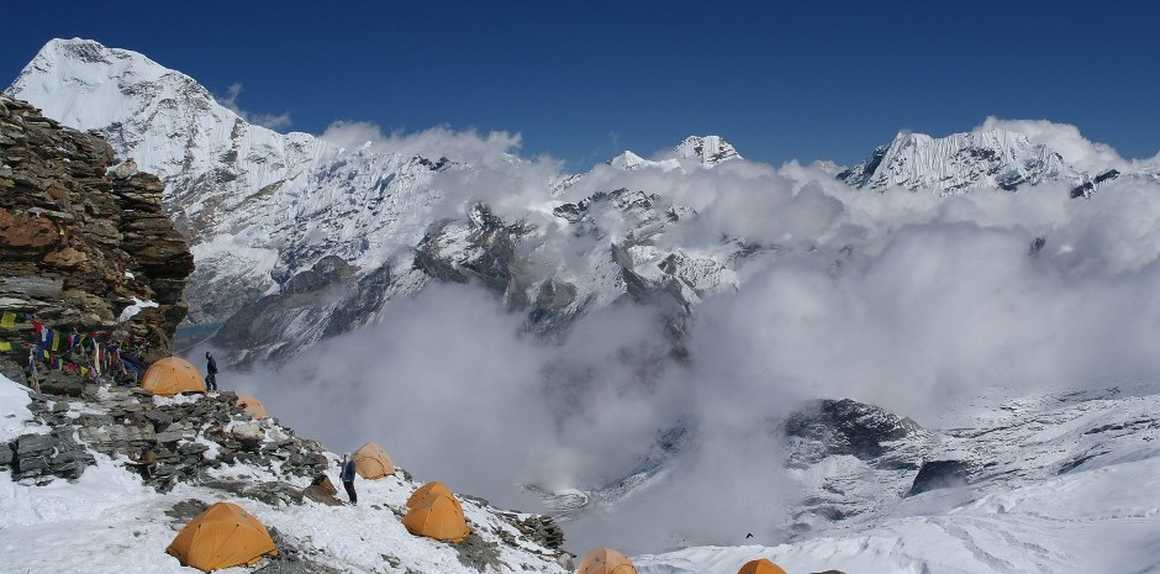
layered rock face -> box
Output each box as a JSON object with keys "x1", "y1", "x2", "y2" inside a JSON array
[{"x1": 0, "y1": 95, "x2": 193, "y2": 376}]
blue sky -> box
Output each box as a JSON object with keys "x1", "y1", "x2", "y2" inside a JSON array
[{"x1": 4, "y1": 1, "x2": 1158, "y2": 168}]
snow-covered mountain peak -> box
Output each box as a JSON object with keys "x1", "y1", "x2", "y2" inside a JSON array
[
  {"x1": 674, "y1": 134, "x2": 742, "y2": 167},
  {"x1": 5, "y1": 38, "x2": 468, "y2": 324},
  {"x1": 13, "y1": 38, "x2": 230, "y2": 134},
  {"x1": 839, "y1": 126, "x2": 1075, "y2": 193},
  {"x1": 607, "y1": 149, "x2": 682, "y2": 172}
]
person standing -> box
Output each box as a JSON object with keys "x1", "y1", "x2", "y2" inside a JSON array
[
  {"x1": 340, "y1": 454, "x2": 358, "y2": 505},
  {"x1": 205, "y1": 351, "x2": 218, "y2": 392}
]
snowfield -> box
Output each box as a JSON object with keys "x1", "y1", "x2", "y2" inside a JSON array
[
  {"x1": 0, "y1": 374, "x2": 568, "y2": 573},
  {"x1": 638, "y1": 456, "x2": 1160, "y2": 573}
]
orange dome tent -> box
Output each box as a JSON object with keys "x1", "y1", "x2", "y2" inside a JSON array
[
  {"x1": 352, "y1": 441, "x2": 395, "y2": 479},
  {"x1": 407, "y1": 480, "x2": 453, "y2": 508},
  {"x1": 166, "y1": 502, "x2": 277, "y2": 571},
  {"x1": 236, "y1": 394, "x2": 269, "y2": 419},
  {"x1": 577, "y1": 547, "x2": 638, "y2": 574},
  {"x1": 737, "y1": 558, "x2": 788, "y2": 574},
  {"x1": 403, "y1": 493, "x2": 470, "y2": 542},
  {"x1": 141, "y1": 357, "x2": 206, "y2": 396}
]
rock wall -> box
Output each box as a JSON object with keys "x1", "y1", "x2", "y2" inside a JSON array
[{"x1": 0, "y1": 95, "x2": 193, "y2": 377}]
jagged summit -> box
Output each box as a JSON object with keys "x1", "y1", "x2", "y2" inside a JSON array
[
  {"x1": 673, "y1": 134, "x2": 742, "y2": 167},
  {"x1": 604, "y1": 135, "x2": 740, "y2": 173},
  {"x1": 838, "y1": 128, "x2": 1074, "y2": 193}
]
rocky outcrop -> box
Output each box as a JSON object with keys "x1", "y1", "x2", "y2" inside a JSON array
[
  {"x1": 210, "y1": 255, "x2": 402, "y2": 366},
  {"x1": 0, "y1": 95, "x2": 194, "y2": 376},
  {"x1": 908, "y1": 459, "x2": 971, "y2": 495},
  {"x1": 3, "y1": 428, "x2": 95, "y2": 482},
  {"x1": 785, "y1": 398, "x2": 930, "y2": 470}
]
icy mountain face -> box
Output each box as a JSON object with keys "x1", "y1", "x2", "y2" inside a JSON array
[
  {"x1": 835, "y1": 128, "x2": 1152, "y2": 197},
  {"x1": 6, "y1": 38, "x2": 456, "y2": 324},
  {"x1": 213, "y1": 186, "x2": 752, "y2": 364},
  {"x1": 838, "y1": 129, "x2": 1076, "y2": 192},
  {"x1": 673, "y1": 135, "x2": 742, "y2": 167}
]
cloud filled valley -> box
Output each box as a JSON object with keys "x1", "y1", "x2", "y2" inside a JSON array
[
  {"x1": 6, "y1": 37, "x2": 1160, "y2": 573},
  {"x1": 228, "y1": 141, "x2": 1160, "y2": 553}
]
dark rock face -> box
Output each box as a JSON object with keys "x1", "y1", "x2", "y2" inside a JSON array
[
  {"x1": 0, "y1": 95, "x2": 194, "y2": 365},
  {"x1": 211, "y1": 255, "x2": 394, "y2": 366},
  {"x1": 5, "y1": 428, "x2": 95, "y2": 481},
  {"x1": 1070, "y1": 169, "x2": 1120, "y2": 198},
  {"x1": 909, "y1": 459, "x2": 971, "y2": 495},
  {"x1": 786, "y1": 398, "x2": 929, "y2": 469},
  {"x1": 414, "y1": 203, "x2": 525, "y2": 297}
]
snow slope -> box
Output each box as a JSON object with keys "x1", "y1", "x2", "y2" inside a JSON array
[
  {"x1": 637, "y1": 456, "x2": 1160, "y2": 573},
  {"x1": 0, "y1": 373, "x2": 568, "y2": 574}
]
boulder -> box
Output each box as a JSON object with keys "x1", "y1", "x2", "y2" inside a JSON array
[
  {"x1": 303, "y1": 474, "x2": 342, "y2": 506},
  {"x1": 909, "y1": 460, "x2": 971, "y2": 496}
]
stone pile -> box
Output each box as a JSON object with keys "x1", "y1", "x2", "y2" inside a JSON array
[
  {"x1": 0, "y1": 95, "x2": 193, "y2": 382},
  {"x1": 1, "y1": 384, "x2": 329, "y2": 491},
  {"x1": 1, "y1": 428, "x2": 95, "y2": 482}
]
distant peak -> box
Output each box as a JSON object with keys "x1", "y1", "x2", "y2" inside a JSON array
[
  {"x1": 674, "y1": 135, "x2": 741, "y2": 167},
  {"x1": 607, "y1": 150, "x2": 682, "y2": 173}
]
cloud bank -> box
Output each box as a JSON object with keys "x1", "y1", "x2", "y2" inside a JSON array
[{"x1": 223, "y1": 121, "x2": 1160, "y2": 554}]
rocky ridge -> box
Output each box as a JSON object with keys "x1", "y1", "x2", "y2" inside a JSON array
[{"x1": 0, "y1": 94, "x2": 193, "y2": 379}]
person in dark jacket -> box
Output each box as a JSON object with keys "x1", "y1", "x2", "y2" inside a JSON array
[
  {"x1": 340, "y1": 454, "x2": 357, "y2": 505},
  {"x1": 205, "y1": 351, "x2": 218, "y2": 391}
]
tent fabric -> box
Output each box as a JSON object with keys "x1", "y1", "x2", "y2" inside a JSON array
[
  {"x1": 236, "y1": 394, "x2": 269, "y2": 419},
  {"x1": 352, "y1": 441, "x2": 395, "y2": 479},
  {"x1": 577, "y1": 547, "x2": 638, "y2": 574},
  {"x1": 166, "y1": 502, "x2": 277, "y2": 572},
  {"x1": 737, "y1": 558, "x2": 789, "y2": 574},
  {"x1": 407, "y1": 480, "x2": 453, "y2": 508},
  {"x1": 403, "y1": 493, "x2": 470, "y2": 542},
  {"x1": 141, "y1": 357, "x2": 206, "y2": 396}
]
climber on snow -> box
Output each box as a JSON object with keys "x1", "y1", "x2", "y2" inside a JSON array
[
  {"x1": 340, "y1": 453, "x2": 358, "y2": 505},
  {"x1": 205, "y1": 351, "x2": 218, "y2": 392}
]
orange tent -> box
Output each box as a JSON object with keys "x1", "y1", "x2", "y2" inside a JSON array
[
  {"x1": 407, "y1": 480, "x2": 453, "y2": 508},
  {"x1": 737, "y1": 558, "x2": 788, "y2": 574},
  {"x1": 352, "y1": 441, "x2": 394, "y2": 479},
  {"x1": 166, "y1": 502, "x2": 277, "y2": 571},
  {"x1": 141, "y1": 356, "x2": 206, "y2": 396},
  {"x1": 403, "y1": 493, "x2": 470, "y2": 542},
  {"x1": 577, "y1": 547, "x2": 638, "y2": 574},
  {"x1": 236, "y1": 394, "x2": 269, "y2": 419}
]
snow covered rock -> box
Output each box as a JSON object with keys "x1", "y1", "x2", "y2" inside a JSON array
[{"x1": 837, "y1": 129, "x2": 1074, "y2": 192}]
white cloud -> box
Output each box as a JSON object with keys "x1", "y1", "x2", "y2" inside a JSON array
[
  {"x1": 319, "y1": 120, "x2": 522, "y2": 167},
  {"x1": 218, "y1": 82, "x2": 293, "y2": 130},
  {"x1": 975, "y1": 117, "x2": 1124, "y2": 172}
]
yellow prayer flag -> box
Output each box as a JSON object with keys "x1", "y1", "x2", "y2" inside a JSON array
[
  {"x1": 51, "y1": 331, "x2": 61, "y2": 352},
  {"x1": 0, "y1": 341, "x2": 11, "y2": 352},
  {"x1": 0, "y1": 312, "x2": 16, "y2": 329}
]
